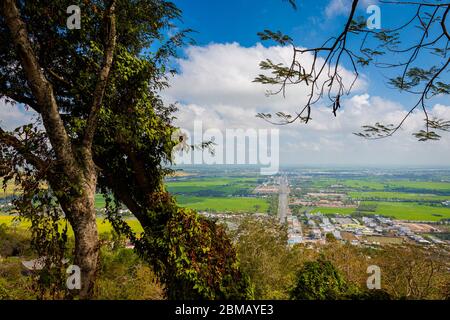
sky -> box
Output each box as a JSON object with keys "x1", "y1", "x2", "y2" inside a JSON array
[
  {"x1": 163, "y1": 0, "x2": 450, "y2": 167},
  {"x1": 1, "y1": 0, "x2": 449, "y2": 167}
]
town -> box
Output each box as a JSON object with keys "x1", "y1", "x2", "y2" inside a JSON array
[{"x1": 191, "y1": 168, "x2": 450, "y2": 249}]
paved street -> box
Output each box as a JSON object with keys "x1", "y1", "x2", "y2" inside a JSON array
[{"x1": 278, "y1": 176, "x2": 289, "y2": 224}]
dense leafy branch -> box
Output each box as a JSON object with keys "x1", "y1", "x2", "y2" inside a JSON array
[
  {"x1": 1, "y1": 0, "x2": 252, "y2": 299},
  {"x1": 82, "y1": 0, "x2": 117, "y2": 151},
  {"x1": 1, "y1": 0, "x2": 77, "y2": 174},
  {"x1": 255, "y1": 0, "x2": 360, "y2": 125}
]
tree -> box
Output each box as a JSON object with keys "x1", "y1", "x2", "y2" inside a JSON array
[
  {"x1": 231, "y1": 217, "x2": 292, "y2": 299},
  {"x1": 290, "y1": 258, "x2": 353, "y2": 300},
  {"x1": 325, "y1": 233, "x2": 337, "y2": 243},
  {"x1": 0, "y1": 0, "x2": 118, "y2": 298},
  {"x1": 373, "y1": 244, "x2": 449, "y2": 299},
  {"x1": 1, "y1": 0, "x2": 252, "y2": 299},
  {"x1": 255, "y1": 0, "x2": 450, "y2": 141}
]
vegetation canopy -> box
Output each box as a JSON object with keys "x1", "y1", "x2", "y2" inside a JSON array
[{"x1": 0, "y1": 0, "x2": 251, "y2": 299}]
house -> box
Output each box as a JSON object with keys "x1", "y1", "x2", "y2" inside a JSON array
[{"x1": 332, "y1": 230, "x2": 342, "y2": 240}]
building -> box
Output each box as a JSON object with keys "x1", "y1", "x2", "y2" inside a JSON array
[{"x1": 332, "y1": 230, "x2": 342, "y2": 240}]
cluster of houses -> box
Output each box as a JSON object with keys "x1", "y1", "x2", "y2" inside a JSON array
[
  {"x1": 93, "y1": 207, "x2": 131, "y2": 216},
  {"x1": 296, "y1": 212, "x2": 446, "y2": 246},
  {"x1": 286, "y1": 216, "x2": 303, "y2": 245},
  {"x1": 390, "y1": 222, "x2": 444, "y2": 244},
  {"x1": 0, "y1": 200, "x2": 13, "y2": 212},
  {"x1": 290, "y1": 192, "x2": 357, "y2": 209}
]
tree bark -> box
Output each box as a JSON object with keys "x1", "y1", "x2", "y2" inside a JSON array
[
  {"x1": 1, "y1": 0, "x2": 116, "y2": 299},
  {"x1": 59, "y1": 173, "x2": 99, "y2": 299}
]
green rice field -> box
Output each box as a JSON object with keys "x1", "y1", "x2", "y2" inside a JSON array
[
  {"x1": 0, "y1": 215, "x2": 143, "y2": 234},
  {"x1": 348, "y1": 191, "x2": 449, "y2": 201},
  {"x1": 312, "y1": 202, "x2": 450, "y2": 221},
  {"x1": 174, "y1": 195, "x2": 269, "y2": 213}
]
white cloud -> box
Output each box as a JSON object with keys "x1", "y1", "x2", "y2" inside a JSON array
[
  {"x1": 166, "y1": 43, "x2": 450, "y2": 166},
  {"x1": 0, "y1": 98, "x2": 37, "y2": 131},
  {"x1": 325, "y1": 0, "x2": 378, "y2": 18},
  {"x1": 166, "y1": 42, "x2": 366, "y2": 122},
  {"x1": 325, "y1": 0, "x2": 350, "y2": 18}
]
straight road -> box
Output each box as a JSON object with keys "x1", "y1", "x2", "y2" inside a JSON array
[{"x1": 278, "y1": 176, "x2": 289, "y2": 224}]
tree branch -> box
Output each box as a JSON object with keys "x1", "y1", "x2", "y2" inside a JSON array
[
  {"x1": 82, "y1": 0, "x2": 117, "y2": 151},
  {"x1": 1, "y1": 0, "x2": 76, "y2": 174},
  {"x1": 1, "y1": 92, "x2": 40, "y2": 113},
  {"x1": 441, "y1": 5, "x2": 450, "y2": 40},
  {"x1": 0, "y1": 126, "x2": 46, "y2": 171}
]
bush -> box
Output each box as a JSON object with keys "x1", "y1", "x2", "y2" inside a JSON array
[
  {"x1": 0, "y1": 257, "x2": 35, "y2": 300},
  {"x1": 0, "y1": 223, "x2": 31, "y2": 257},
  {"x1": 95, "y1": 242, "x2": 164, "y2": 299},
  {"x1": 290, "y1": 259, "x2": 352, "y2": 300}
]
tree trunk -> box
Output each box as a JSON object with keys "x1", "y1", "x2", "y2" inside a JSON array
[
  {"x1": 59, "y1": 174, "x2": 99, "y2": 299},
  {"x1": 72, "y1": 209, "x2": 99, "y2": 299},
  {"x1": 2, "y1": 0, "x2": 115, "y2": 300}
]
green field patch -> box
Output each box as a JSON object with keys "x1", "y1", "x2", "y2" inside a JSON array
[
  {"x1": 0, "y1": 215, "x2": 143, "y2": 234},
  {"x1": 341, "y1": 180, "x2": 388, "y2": 190},
  {"x1": 0, "y1": 179, "x2": 20, "y2": 198},
  {"x1": 361, "y1": 201, "x2": 450, "y2": 221},
  {"x1": 341, "y1": 179, "x2": 450, "y2": 192},
  {"x1": 310, "y1": 201, "x2": 450, "y2": 221},
  {"x1": 95, "y1": 194, "x2": 107, "y2": 208},
  {"x1": 386, "y1": 181, "x2": 450, "y2": 191},
  {"x1": 175, "y1": 195, "x2": 269, "y2": 213},
  {"x1": 166, "y1": 176, "x2": 260, "y2": 197},
  {"x1": 349, "y1": 191, "x2": 450, "y2": 201}
]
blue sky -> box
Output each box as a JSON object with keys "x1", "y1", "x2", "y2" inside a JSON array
[
  {"x1": 172, "y1": 0, "x2": 446, "y2": 105},
  {"x1": 1, "y1": 0, "x2": 449, "y2": 167},
  {"x1": 163, "y1": 0, "x2": 450, "y2": 166}
]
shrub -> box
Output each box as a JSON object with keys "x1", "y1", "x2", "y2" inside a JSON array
[{"x1": 290, "y1": 259, "x2": 352, "y2": 300}]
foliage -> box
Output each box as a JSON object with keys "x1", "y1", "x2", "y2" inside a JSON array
[
  {"x1": 106, "y1": 193, "x2": 253, "y2": 300},
  {"x1": 174, "y1": 195, "x2": 269, "y2": 213},
  {"x1": 372, "y1": 244, "x2": 450, "y2": 299},
  {"x1": 0, "y1": 257, "x2": 35, "y2": 300},
  {"x1": 0, "y1": 226, "x2": 165, "y2": 300},
  {"x1": 1, "y1": 133, "x2": 69, "y2": 299},
  {"x1": 289, "y1": 259, "x2": 354, "y2": 300},
  {"x1": 0, "y1": 223, "x2": 31, "y2": 257},
  {"x1": 1, "y1": 0, "x2": 253, "y2": 299},
  {"x1": 230, "y1": 218, "x2": 449, "y2": 300},
  {"x1": 96, "y1": 245, "x2": 164, "y2": 300},
  {"x1": 1, "y1": 220, "x2": 449, "y2": 300},
  {"x1": 232, "y1": 217, "x2": 293, "y2": 299}
]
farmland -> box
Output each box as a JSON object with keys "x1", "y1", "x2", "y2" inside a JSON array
[
  {"x1": 289, "y1": 169, "x2": 450, "y2": 222},
  {"x1": 310, "y1": 207, "x2": 356, "y2": 215},
  {"x1": 166, "y1": 174, "x2": 269, "y2": 213},
  {"x1": 174, "y1": 195, "x2": 269, "y2": 213},
  {"x1": 342, "y1": 179, "x2": 450, "y2": 192},
  {"x1": 360, "y1": 202, "x2": 450, "y2": 221},
  {"x1": 0, "y1": 215, "x2": 143, "y2": 234},
  {"x1": 0, "y1": 179, "x2": 19, "y2": 198},
  {"x1": 166, "y1": 176, "x2": 261, "y2": 197},
  {"x1": 3, "y1": 168, "x2": 450, "y2": 221},
  {"x1": 310, "y1": 178, "x2": 450, "y2": 193},
  {"x1": 348, "y1": 191, "x2": 449, "y2": 202},
  {"x1": 1, "y1": 174, "x2": 270, "y2": 218},
  {"x1": 310, "y1": 202, "x2": 450, "y2": 221}
]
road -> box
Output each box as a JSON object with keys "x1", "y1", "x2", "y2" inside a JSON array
[{"x1": 278, "y1": 176, "x2": 289, "y2": 224}]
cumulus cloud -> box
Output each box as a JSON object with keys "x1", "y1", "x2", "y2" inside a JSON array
[
  {"x1": 165, "y1": 42, "x2": 450, "y2": 166},
  {"x1": 166, "y1": 42, "x2": 366, "y2": 125}
]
